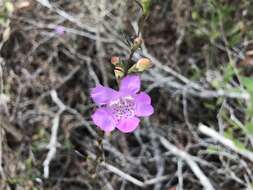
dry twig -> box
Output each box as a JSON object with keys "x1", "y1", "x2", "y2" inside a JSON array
[
  {"x1": 101, "y1": 162, "x2": 171, "y2": 188},
  {"x1": 43, "y1": 90, "x2": 66, "y2": 178},
  {"x1": 199, "y1": 124, "x2": 253, "y2": 162},
  {"x1": 160, "y1": 136, "x2": 215, "y2": 190}
]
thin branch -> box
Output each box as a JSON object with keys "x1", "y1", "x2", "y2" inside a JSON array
[
  {"x1": 199, "y1": 124, "x2": 253, "y2": 162},
  {"x1": 102, "y1": 162, "x2": 144, "y2": 187},
  {"x1": 0, "y1": 129, "x2": 5, "y2": 180},
  {"x1": 0, "y1": 116, "x2": 23, "y2": 141},
  {"x1": 101, "y1": 162, "x2": 170, "y2": 187},
  {"x1": 160, "y1": 137, "x2": 215, "y2": 190},
  {"x1": 43, "y1": 90, "x2": 66, "y2": 178},
  {"x1": 35, "y1": 0, "x2": 96, "y2": 33},
  {"x1": 188, "y1": 88, "x2": 250, "y2": 100}
]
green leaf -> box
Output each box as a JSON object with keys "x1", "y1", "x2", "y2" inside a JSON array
[
  {"x1": 241, "y1": 77, "x2": 253, "y2": 115},
  {"x1": 233, "y1": 138, "x2": 246, "y2": 150},
  {"x1": 207, "y1": 145, "x2": 222, "y2": 153},
  {"x1": 141, "y1": 0, "x2": 151, "y2": 15},
  {"x1": 5, "y1": 1, "x2": 14, "y2": 13},
  {"x1": 224, "y1": 128, "x2": 233, "y2": 139},
  {"x1": 224, "y1": 130, "x2": 246, "y2": 150},
  {"x1": 245, "y1": 122, "x2": 253, "y2": 135},
  {"x1": 229, "y1": 33, "x2": 242, "y2": 47},
  {"x1": 223, "y1": 64, "x2": 235, "y2": 83},
  {"x1": 241, "y1": 77, "x2": 253, "y2": 93}
]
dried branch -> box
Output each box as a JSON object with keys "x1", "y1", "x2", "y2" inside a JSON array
[
  {"x1": 199, "y1": 124, "x2": 253, "y2": 162},
  {"x1": 43, "y1": 90, "x2": 66, "y2": 178},
  {"x1": 160, "y1": 137, "x2": 215, "y2": 190},
  {"x1": 0, "y1": 116, "x2": 23, "y2": 142},
  {"x1": 101, "y1": 162, "x2": 170, "y2": 187},
  {"x1": 102, "y1": 162, "x2": 144, "y2": 187}
]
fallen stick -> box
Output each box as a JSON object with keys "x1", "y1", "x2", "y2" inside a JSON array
[
  {"x1": 43, "y1": 90, "x2": 66, "y2": 178},
  {"x1": 199, "y1": 123, "x2": 253, "y2": 162},
  {"x1": 160, "y1": 137, "x2": 215, "y2": 190}
]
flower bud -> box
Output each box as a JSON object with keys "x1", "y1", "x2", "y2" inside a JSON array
[
  {"x1": 111, "y1": 56, "x2": 120, "y2": 65},
  {"x1": 136, "y1": 58, "x2": 152, "y2": 71},
  {"x1": 54, "y1": 26, "x2": 65, "y2": 35},
  {"x1": 114, "y1": 66, "x2": 124, "y2": 80},
  {"x1": 128, "y1": 58, "x2": 152, "y2": 73},
  {"x1": 131, "y1": 37, "x2": 143, "y2": 51},
  {"x1": 134, "y1": 37, "x2": 143, "y2": 46}
]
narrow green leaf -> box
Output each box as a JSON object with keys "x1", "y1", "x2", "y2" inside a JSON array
[
  {"x1": 245, "y1": 122, "x2": 253, "y2": 135},
  {"x1": 241, "y1": 77, "x2": 253, "y2": 93}
]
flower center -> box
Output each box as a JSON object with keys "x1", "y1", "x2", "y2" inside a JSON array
[{"x1": 108, "y1": 96, "x2": 135, "y2": 122}]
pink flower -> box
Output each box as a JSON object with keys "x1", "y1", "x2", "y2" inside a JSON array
[
  {"x1": 54, "y1": 26, "x2": 65, "y2": 35},
  {"x1": 91, "y1": 75, "x2": 154, "y2": 133}
]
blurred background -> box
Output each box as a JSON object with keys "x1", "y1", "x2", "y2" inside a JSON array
[{"x1": 0, "y1": 0, "x2": 253, "y2": 189}]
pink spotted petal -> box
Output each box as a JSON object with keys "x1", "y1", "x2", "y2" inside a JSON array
[
  {"x1": 135, "y1": 103, "x2": 154, "y2": 117},
  {"x1": 116, "y1": 117, "x2": 140, "y2": 133},
  {"x1": 91, "y1": 85, "x2": 118, "y2": 105},
  {"x1": 135, "y1": 92, "x2": 151, "y2": 104},
  {"x1": 119, "y1": 75, "x2": 140, "y2": 94},
  {"x1": 91, "y1": 108, "x2": 116, "y2": 132}
]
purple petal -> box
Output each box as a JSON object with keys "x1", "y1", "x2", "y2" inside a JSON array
[
  {"x1": 91, "y1": 108, "x2": 116, "y2": 132},
  {"x1": 135, "y1": 92, "x2": 151, "y2": 104},
  {"x1": 116, "y1": 117, "x2": 140, "y2": 133},
  {"x1": 91, "y1": 85, "x2": 118, "y2": 105},
  {"x1": 134, "y1": 92, "x2": 154, "y2": 117},
  {"x1": 135, "y1": 103, "x2": 154, "y2": 117},
  {"x1": 120, "y1": 75, "x2": 140, "y2": 94},
  {"x1": 54, "y1": 26, "x2": 65, "y2": 35}
]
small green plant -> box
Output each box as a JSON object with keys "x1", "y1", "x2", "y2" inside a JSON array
[
  {"x1": 190, "y1": 0, "x2": 247, "y2": 47},
  {"x1": 217, "y1": 76, "x2": 253, "y2": 153},
  {"x1": 0, "y1": 0, "x2": 14, "y2": 26},
  {"x1": 241, "y1": 77, "x2": 253, "y2": 135},
  {"x1": 0, "y1": 0, "x2": 14, "y2": 43}
]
